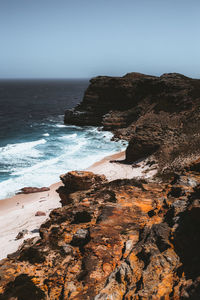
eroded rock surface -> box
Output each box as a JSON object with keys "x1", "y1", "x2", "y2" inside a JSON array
[{"x1": 1, "y1": 164, "x2": 200, "y2": 299}]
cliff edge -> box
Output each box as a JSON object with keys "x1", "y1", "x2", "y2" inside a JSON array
[{"x1": 65, "y1": 72, "x2": 200, "y2": 172}]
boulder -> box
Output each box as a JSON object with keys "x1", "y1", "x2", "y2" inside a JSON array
[
  {"x1": 60, "y1": 171, "x2": 107, "y2": 192},
  {"x1": 57, "y1": 171, "x2": 107, "y2": 206},
  {"x1": 35, "y1": 211, "x2": 46, "y2": 217},
  {"x1": 17, "y1": 187, "x2": 50, "y2": 194}
]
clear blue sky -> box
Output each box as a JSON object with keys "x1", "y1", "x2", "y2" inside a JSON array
[{"x1": 0, "y1": 0, "x2": 200, "y2": 78}]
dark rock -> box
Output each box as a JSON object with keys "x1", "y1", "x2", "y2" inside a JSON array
[
  {"x1": 0, "y1": 274, "x2": 45, "y2": 300},
  {"x1": 168, "y1": 187, "x2": 185, "y2": 198},
  {"x1": 72, "y1": 211, "x2": 92, "y2": 224},
  {"x1": 71, "y1": 228, "x2": 90, "y2": 247},
  {"x1": 19, "y1": 246, "x2": 46, "y2": 264},
  {"x1": 173, "y1": 201, "x2": 200, "y2": 279},
  {"x1": 65, "y1": 72, "x2": 200, "y2": 169},
  {"x1": 15, "y1": 229, "x2": 28, "y2": 240}
]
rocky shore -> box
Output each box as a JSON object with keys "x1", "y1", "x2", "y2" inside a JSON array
[{"x1": 1, "y1": 72, "x2": 200, "y2": 299}]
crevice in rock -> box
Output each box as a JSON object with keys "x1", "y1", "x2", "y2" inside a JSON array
[
  {"x1": 71, "y1": 211, "x2": 92, "y2": 224},
  {"x1": 136, "y1": 249, "x2": 151, "y2": 270}
]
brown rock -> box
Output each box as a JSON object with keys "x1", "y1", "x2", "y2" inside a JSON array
[
  {"x1": 17, "y1": 187, "x2": 50, "y2": 194},
  {"x1": 60, "y1": 170, "x2": 107, "y2": 192},
  {"x1": 35, "y1": 211, "x2": 46, "y2": 216},
  {"x1": 1, "y1": 162, "x2": 200, "y2": 298},
  {"x1": 57, "y1": 171, "x2": 107, "y2": 206}
]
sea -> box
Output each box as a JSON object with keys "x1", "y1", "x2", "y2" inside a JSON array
[{"x1": 0, "y1": 79, "x2": 127, "y2": 200}]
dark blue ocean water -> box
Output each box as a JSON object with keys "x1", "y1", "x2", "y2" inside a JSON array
[{"x1": 0, "y1": 79, "x2": 126, "y2": 199}]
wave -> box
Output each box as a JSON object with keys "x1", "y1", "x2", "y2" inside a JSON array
[
  {"x1": 0, "y1": 149, "x2": 120, "y2": 200},
  {"x1": 51, "y1": 124, "x2": 82, "y2": 130},
  {"x1": 0, "y1": 139, "x2": 46, "y2": 158},
  {"x1": 0, "y1": 139, "x2": 46, "y2": 156},
  {"x1": 58, "y1": 133, "x2": 77, "y2": 140},
  {"x1": 54, "y1": 124, "x2": 66, "y2": 128},
  {"x1": 12, "y1": 139, "x2": 87, "y2": 176},
  {"x1": 12, "y1": 156, "x2": 60, "y2": 176},
  {"x1": 0, "y1": 126, "x2": 127, "y2": 200}
]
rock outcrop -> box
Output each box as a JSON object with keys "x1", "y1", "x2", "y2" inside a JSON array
[
  {"x1": 57, "y1": 171, "x2": 107, "y2": 206},
  {"x1": 65, "y1": 72, "x2": 200, "y2": 171},
  {"x1": 17, "y1": 187, "x2": 50, "y2": 194},
  {"x1": 1, "y1": 163, "x2": 200, "y2": 299}
]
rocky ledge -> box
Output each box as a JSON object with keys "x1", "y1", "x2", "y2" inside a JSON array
[
  {"x1": 1, "y1": 163, "x2": 200, "y2": 299},
  {"x1": 65, "y1": 73, "x2": 200, "y2": 172}
]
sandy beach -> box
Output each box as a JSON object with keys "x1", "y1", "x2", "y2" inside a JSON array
[{"x1": 0, "y1": 151, "x2": 156, "y2": 260}]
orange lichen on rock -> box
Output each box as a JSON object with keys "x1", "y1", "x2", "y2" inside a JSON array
[{"x1": 1, "y1": 169, "x2": 200, "y2": 299}]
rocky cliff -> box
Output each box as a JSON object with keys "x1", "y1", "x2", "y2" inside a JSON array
[
  {"x1": 1, "y1": 73, "x2": 200, "y2": 299},
  {"x1": 65, "y1": 73, "x2": 200, "y2": 172},
  {"x1": 1, "y1": 163, "x2": 200, "y2": 299}
]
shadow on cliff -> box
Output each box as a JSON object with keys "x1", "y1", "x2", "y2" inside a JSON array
[
  {"x1": 173, "y1": 187, "x2": 200, "y2": 280},
  {"x1": 0, "y1": 274, "x2": 45, "y2": 300}
]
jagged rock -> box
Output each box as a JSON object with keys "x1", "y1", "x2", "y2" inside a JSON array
[{"x1": 1, "y1": 160, "x2": 200, "y2": 298}]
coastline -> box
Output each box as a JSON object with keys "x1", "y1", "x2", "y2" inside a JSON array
[{"x1": 0, "y1": 150, "x2": 155, "y2": 260}]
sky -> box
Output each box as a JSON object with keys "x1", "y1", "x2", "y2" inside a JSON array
[{"x1": 0, "y1": 0, "x2": 200, "y2": 79}]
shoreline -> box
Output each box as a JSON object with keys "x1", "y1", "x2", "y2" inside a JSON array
[{"x1": 0, "y1": 150, "x2": 155, "y2": 260}]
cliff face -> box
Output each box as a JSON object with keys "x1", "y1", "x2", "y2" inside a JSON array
[
  {"x1": 65, "y1": 72, "x2": 200, "y2": 170},
  {"x1": 1, "y1": 164, "x2": 200, "y2": 299},
  {"x1": 1, "y1": 73, "x2": 200, "y2": 299}
]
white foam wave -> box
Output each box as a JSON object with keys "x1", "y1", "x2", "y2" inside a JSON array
[
  {"x1": 0, "y1": 139, "x2": 46, "y2": 156},
  {"x1": 59, "y1": 133, "x2": 77, "y2": 140},
  {"x1": 55, "y1": 124, "x2": 66, "y2": 128},
  {"x1": 12, "y1": 157, "x2": 60, "y2": 176},
  {"x1": 66, "y1": 140, "x2": 87, "y2": 154},
  {"x1": 43, "y1": 133, "x2": 50, "y2": 137},
  {"x1": 12, "y1": 139, "x2": 86, "y2": 176},
  {"x1": 0, "y1": 127, "x2": 127, "y2": 200}
]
